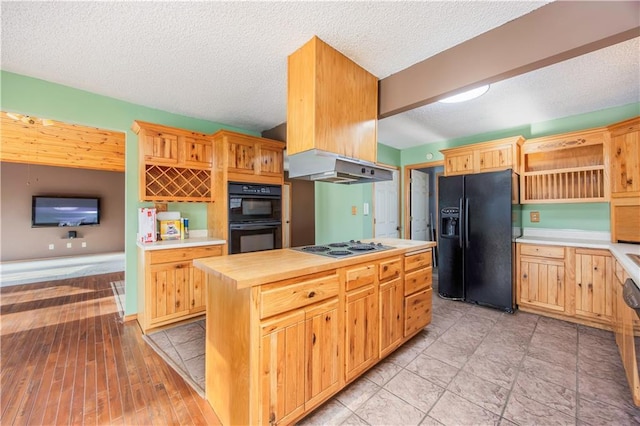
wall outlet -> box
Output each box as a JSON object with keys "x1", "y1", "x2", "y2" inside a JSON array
[
  {"x1": 351, "y1": 206, "x2": 357, "y2": 215},
  {"x1": 530, "y1": 211, "x2": 540, "y2": 223},
  {"x1": 82, "y1": 242, "x2": 87, "y2": 248},
  {"x1": 66, "y1": 242, "x2": 72, "y2": 248},
  {"x1": 363, "y1": 203, "x2": 369, "y2": 216},
  {"x1": 48, "y1": 244, "x2": 54, "y2": 250}
]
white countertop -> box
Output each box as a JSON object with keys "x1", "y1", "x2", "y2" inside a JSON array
[
  {"x1": 516, "y1": 228, "x2": 640, "y2": 285},
  {"x1": 137, "y1": 236, "x2": 225, "y2": 251}
]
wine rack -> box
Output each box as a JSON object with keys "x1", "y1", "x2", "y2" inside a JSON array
[{"x1": 143, "y1": 164, "x2": 212, "y2": 202}]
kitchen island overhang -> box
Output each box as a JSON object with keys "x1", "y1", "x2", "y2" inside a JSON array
[{"x1": 194, "y1": 238, "x2": 436, "y2": 425}]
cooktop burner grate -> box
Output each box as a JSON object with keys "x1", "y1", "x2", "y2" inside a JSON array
[
  {"x1": 328, "y1": 242, "x2": 349, "y2": 248},
  {"x1": 326, "y1": 250, "x2": 352, "y2": 256},
  {"x1": 349, "y1": 244, "x2": 376, "y2": 251},
  {"x1": 301, "y1": 246, "x2": 330, "y2": 252}
]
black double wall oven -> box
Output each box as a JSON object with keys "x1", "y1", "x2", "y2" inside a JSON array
[{"x1": 228, "y1": 182, "x2": 282, "y2": 255}]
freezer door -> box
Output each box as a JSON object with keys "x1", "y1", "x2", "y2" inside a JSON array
[
  {"x1": 463, "y1": 170, "x2": 515, "y2": 312},
  {"x1": 437, "y1": 175, "x2": 464, "y2": 299}
]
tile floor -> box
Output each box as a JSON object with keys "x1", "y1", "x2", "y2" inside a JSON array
[{"x1": 148, "y1": 277, "x2": 640, "y2": 425}]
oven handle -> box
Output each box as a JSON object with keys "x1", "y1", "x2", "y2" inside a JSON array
[{"x1": 230, "y1": 223, "x2": 281, "y2": 231}]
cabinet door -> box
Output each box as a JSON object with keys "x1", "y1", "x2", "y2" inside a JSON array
[
  {"x1": 345, "y1": 285, "x2": 378, "y2": 382},
  {"x1": 149, "y1": 261, "x2": 191, "y2": 323},
  {"x1": 258, "y1": 145, "x2": 284, "y2": 177},
  {"x1": 478, "y1": 144, "x2": 513, "y2": 172},
  {"x1": 518, "y1": 257, "x2": 566, "y2": 313},
  {"x1": 260, "y1": 310, "x2": 306, "y2": 426},
  {"x1": 227, "y1": 139, "x2": 256, "y2": 174},
  {"x1": 305, "y1": 299, "x2": 341, "y2": 408},
  {"x1": 404, "y1": 288, "x2": 432, "y2": 337},
  {"x1": 574, "y1": 249, "x2": 614, "y2": 323},
  {"x1": 445, "y1": 151, "x2": 474, "y2": 176},
  {"x1": 611, "y1": 130, "x2": 640, "y2": 196},
  {"x1": 190, "y1": 267, "x2": 207, "y2": 314},
  {"x1": 142, "y1": 130, "x2": 179, "y2": 164},
  {"x1": 379, "y1": 277, "x2": 403, "y2": 357},
  {"x1": 181, "y1": 136, "x2": 212, "y2": 169}
]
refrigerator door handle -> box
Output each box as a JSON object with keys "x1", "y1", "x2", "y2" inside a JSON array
[
  {"x1": 458, "y1": 197, "x2": 463, "y2": 248},
  {"x1": 465, "y1": 198, "x2": 470, "y2": 249}
]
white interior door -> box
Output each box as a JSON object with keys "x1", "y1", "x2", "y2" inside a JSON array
[
  {"x1": 282, "y1": 183, "x2": 291, "y2": 248},
  {"x1": 374, "y1": 170, "x2": 399, "y2": 238},
  {"x1": 410, "y1": 170, "x2": 429, "y2": 241}
]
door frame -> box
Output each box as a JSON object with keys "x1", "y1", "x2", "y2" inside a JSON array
[
  {"x1": 372, "y1": 163, "x2": 400, "y2": 238},
  {"x1": 404, "y1": 160, "x2": 444, "y2": 239}
]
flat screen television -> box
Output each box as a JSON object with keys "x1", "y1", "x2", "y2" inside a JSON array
[{"x1": 32, "y1": 196, "x2": 100, "y2": 227}]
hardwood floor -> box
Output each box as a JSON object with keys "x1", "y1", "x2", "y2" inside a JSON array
[{"x1": 0, "y1": 272, "x2": 220, "y2": 425}]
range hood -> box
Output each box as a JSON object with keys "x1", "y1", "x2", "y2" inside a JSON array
[{"x1": 288, "y1": 150, "x2": 393, "y2": 184}]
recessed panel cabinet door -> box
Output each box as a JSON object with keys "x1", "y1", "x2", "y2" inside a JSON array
[
  {"x1": 143, "y1": 131, "x2": 179, "y2": 164},
  {"x1": 611, "y1": 127, "x2": 640, "y2": 196},
  {"x1": 149, "y1": 261, "x2": 190, "y2": 323},
  {"x1": 190, "y1": 267, "x2": 207, "y2": 313},
  {"x1": 259, "y1": 145, "x2": 284, "y2": 177},
  {"x1": 260, "y1": 310, "x2": 306, "y2": 426},
  {"x1": 519, "y1": 257, "x2": 566, "y2": 313}
]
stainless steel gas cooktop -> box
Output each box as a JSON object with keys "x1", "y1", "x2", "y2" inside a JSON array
[{"x1": 293, "y1": 240, "x2": 393, "y2": 258}]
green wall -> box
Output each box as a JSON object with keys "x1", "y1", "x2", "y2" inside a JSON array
[
  {"x1": 400, "y1": 102, "x2": 640, "y2": 232},
  {"x1": 1, "y1": 71, "x2": 258, "y2": 316}
]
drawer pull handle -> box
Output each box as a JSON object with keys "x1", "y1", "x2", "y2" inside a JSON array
[
  {"x1": 312, "y1": 333, "x2": 316, "y2": 345},
  {"x1": 383, "y1": 266, "x2": 388, "y2": 272},
  {"x1": 308, "y1": 291, "x2": 316, "y2": 298}
]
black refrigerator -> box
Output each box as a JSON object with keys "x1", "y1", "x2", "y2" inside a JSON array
[{"x1": 437, "y1": 169, "x2": 521, "y2": 312}]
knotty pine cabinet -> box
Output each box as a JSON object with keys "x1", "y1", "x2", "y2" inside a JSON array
[
  {"x1": 403, "y1": 249, "x2": 433, "y2": 337},
  {"x1": 608, "y1": 116, "x2": 640, "y2": 243},
  {"x1": 440, "y1": 136, "x2": 524, "y2": 176},
  {"x1": 517, "y1": 243, "x2": 615, "y2": 329},
  {"x1": 520, "y1": 128, "x2": 610, "y2": 203},
  {"x1": 287, "y1": 36, "x2": 378, "y2": 163},
  {"x1": 344, "y1": 263, "x2": 379, "y2": 382},
  {"x1": 612, "y1": 259, "x2": 640, "y2": 405},
  {"x1": 133, "y1": 120, "x2": 214, "y2": 202},
  {"x1": 257, "y1": 271, "x2": 341, "y2": 425},
  {"x1": 211, "y1": 129, "x2": 285, "y2": 185},
  {"x1": 137, "y1": 245, "x2": 222, "y2": 333}
]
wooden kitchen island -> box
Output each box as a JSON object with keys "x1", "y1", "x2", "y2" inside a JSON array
[{"x1": 193, "y1": 238, "x2": 436, "y2": 425}]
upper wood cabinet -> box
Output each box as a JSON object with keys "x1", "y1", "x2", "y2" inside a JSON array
[
  {"x1": 440, "y1": 136, "x2": 524, "y2": 176},
  {"x1": 287, "y1": 36, "x2": 378, "y2": 163},
  {"x1": 609, "y1": 116, "x2": 640, "y2": 198},
  {"x1": 211, "y1": 129, "x2": 285, "y2": 185},
  {"x1": 608, "y1": 116, "x2": 640, "y2": 243},
  {"x1": 133, "y1": 120, "x2": 213, "y2": 202},
  {"x1": 520, "y1": 128, "x2": 610, "y2": 203}
]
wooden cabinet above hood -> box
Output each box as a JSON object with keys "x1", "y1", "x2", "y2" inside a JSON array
[{"x1": 287, "y1": 36, "x2": 378, "y2": 164}]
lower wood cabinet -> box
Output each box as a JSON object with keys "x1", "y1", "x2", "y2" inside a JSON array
[
  {"x1": 204, "y1": 248, "x2": 434, "y2": 425},
  {"x1": 260, "y1": 298, "x2": 341, "y2": 425},
  {"x1": 517, "y1": 243, "x2": 614, "y2": 329},
  {"x1": 137, "y1": 245, "x2": 222, "y2": 333}
]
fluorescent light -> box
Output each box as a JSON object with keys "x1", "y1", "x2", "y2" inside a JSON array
[{"x1": 439, "y1": 85, "x2": 490, "y2": 103}]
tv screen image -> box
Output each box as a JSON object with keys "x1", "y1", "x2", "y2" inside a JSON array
[{"x1": 32, "y1": 196, "x2": 100, "y2": 227}]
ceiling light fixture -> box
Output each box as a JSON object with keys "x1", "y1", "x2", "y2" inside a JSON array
[{"x1": 439, "y1": 85, "x2": 490, "y2": 104}]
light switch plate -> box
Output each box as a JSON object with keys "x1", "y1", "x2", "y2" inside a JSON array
[{"x1": 530, "y1": 211, "x2": 540, "y2": 223}]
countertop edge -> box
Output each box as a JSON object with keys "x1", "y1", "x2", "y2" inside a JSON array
[
  {"x1": 194, "y1": 240, "x2": 436, "y2": 289},
  {"x1": 137, "y1": 237, "x2": 226, "y2": 251}
]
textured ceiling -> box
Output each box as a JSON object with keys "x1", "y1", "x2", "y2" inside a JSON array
[{"x1": 2, "y1": 1, "x2": 638, "y2": 150}]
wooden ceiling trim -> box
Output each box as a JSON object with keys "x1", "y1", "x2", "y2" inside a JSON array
[{"x1": 0, "y1": 112, "x2": 125, "y2": 172}]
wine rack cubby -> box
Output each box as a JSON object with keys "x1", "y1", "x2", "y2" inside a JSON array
[{"x1": 143, "y1": 164, "x2": 212, "y2": 202}]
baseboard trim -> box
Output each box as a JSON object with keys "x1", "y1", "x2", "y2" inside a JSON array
[{"x1": 124, "y1": 313, "x2": 138, "y2": 322}]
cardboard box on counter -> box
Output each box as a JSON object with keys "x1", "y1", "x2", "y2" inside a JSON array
[{"x1": 138, "y1": 208, "x2": 157, "y2": 243}]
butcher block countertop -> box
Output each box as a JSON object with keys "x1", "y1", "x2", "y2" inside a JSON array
[{"x1": 193, "y1": 238, "x2": 436, "y2": 289}]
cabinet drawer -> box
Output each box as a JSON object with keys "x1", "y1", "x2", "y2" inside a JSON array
[
  {"x1": 404, "y1": 288, "x2": 432, "y2": 337},
  {"x1": 345, "y1": 263, "x2": 377, "y2": 292},
  {"x1": 519, "y1": 244, "x2": 565, "y2": 259},
  {"x1": 260, "y1": 273, "x2": 339, "y2": 319},
  {"x1": 149, "y1": 245, "x2": 223, "y2": 264},
  {"x1": 379, "y1": 257, "x2": 402, "y2": 282},
  {"x1": 404, "y1": 268, "x2": 432, "y2": 296},
  {"x1": 404, "y1": 250, "x2": 432, "y2": 272}
]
